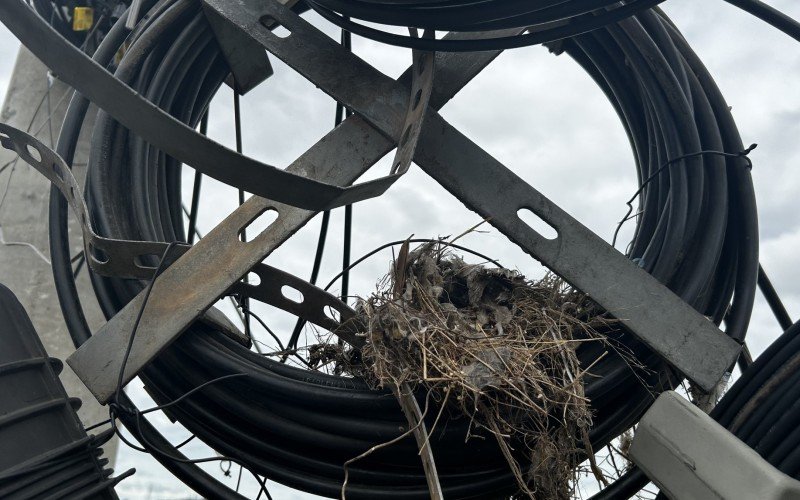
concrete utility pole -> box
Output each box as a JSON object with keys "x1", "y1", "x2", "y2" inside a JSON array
[{"x1": 0, "y1": 46, "x2": 116, "y2": 461}]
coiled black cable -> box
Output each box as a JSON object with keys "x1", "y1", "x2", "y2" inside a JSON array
[
  {"x1": 306, "y1": 0, "x2": 667, "y2": 51},
  {"x1": 48, "y1": 1, "x2": 758, "y2": 498}
]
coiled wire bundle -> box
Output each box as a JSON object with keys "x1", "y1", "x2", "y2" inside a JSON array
[
  {"x1": 48, "y1": 0, "x2": 758, "y2": 498},
  {"x1": 306, "y1": 0, "x2": 668, "y2": 50}
]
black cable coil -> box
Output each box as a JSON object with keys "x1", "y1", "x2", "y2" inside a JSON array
[
  {"x1": 304, "y1": 0, "x2": 668, "y2": 51},
  {"x1": 304, "y1": 0, "x2": 800, "y2": 51},
  {"x1": 48, "y1": 1, "x2": 758, "y2": 498}
]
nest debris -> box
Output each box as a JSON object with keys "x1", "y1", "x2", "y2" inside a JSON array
[{"x1": 336, "y1": 241, "x2": 616, "y2": 499}]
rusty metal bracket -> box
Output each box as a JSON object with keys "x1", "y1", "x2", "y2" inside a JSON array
[
  {"x1": 0, "y1": 122, "x2": 256, "y2": 346},
  {"x1": 67, "y1": 24, "x2": 519, "y2": 404},
  {"x1": 0, "y1": 121, "x2": 357, "y2": 344},
  {"x1": 68, "y1": 0, "x2": 737, "y2": 402},
  {"x1": 230, "y1": 263, "x2": 363, "y2": 347},
  {"x1": 202, "y1": 0, "x2": 742, "y2": 390}
]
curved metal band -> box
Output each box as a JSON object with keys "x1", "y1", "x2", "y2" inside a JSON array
[
  {"x1": 0, "y1": 0, "x2": 410, "y2": 211},
  {"x1": 0, "y1": 123, "x2": 190, "y2": 280}
]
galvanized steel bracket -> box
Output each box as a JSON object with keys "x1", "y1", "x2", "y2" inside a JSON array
[
  {"x1": 67, "y1": 0, "x2": 737, "y2": 403},
  {"x1": 0, "y1": 0, "x2": 418, "y2": 212},
  {"x1": 0, "y1": 123, "x2": 191, "y2": 280}
]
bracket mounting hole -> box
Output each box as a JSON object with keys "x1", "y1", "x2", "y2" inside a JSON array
[
  {"x1": 244, "y1": 272, "x2": 261, "y2": 287},
  {"x1": 26, "y1": 144, "x2": 41, "y2": 163},
  {"x1": 281, "y1": 285, "x2": 303, "y2": 303},
  {"x1": 239, "y1": 208, "x2": 278, "y2": 243},
  {"x1": 517, "y1": 208, "x2": 558, "y2": 240}
]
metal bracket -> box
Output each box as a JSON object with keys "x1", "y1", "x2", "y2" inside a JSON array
[
  {"x1": 203, "y1": 2, "x2": 273, "y2": 95},
  {"x1": 389, "y1": 29, "x2": 435, "y2": 176},
  {"x1": 0, "y1": 123, "x2": 191, "y2": 280},
  {"x1": 67, "y1": 23, "x2": 518, "y2": 404},
  {"x1": 630, "y1": 391, "x2": 800, "y2": 500},
  {"x1": 230, "y1": 263, "x2": 363, "y2": 347},
  {"x1": 0, "y1": 0, "x2": 417, "y2": 212},
  {"x1": 67, "y1": 0, "x2": 736, "y2": 402}
]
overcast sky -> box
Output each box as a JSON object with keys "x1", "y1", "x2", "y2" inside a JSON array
[{"x1": 1, "y1": 1, "x2": 800, "y2": 498}]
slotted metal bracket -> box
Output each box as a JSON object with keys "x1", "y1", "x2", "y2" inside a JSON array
[
  {"x1": 0, "y1": 123, "x2": 191, "y2": 280},
  {"x1": 67, "y1": 0, "x2": 737, "y2": 403},
  {"x1": 0, "y1": 0, "x2": 423, "y2": 211}
]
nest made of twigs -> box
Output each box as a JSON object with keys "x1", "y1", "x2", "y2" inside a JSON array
[{"x1": 335, "y1": 241, "x2": 615, "y2": 499}]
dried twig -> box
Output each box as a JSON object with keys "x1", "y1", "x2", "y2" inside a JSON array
[{"x1": 332, "y1": 241, "x2": 638, "y2": 499}]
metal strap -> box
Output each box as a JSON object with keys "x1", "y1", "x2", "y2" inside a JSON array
[
  {"x1": 0, "y1": 0, "x2": 410, "y2": 211},
  {"x1": 0, "y1": 124, "x2": 190, "y2": 280},
  {"x1": 68, "y1": 0, "x2": 737, "y2": 402}
]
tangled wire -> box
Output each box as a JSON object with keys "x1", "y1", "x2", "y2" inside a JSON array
[{"x1": 335, "y1": 241, "x2": 621, "y2": 498}]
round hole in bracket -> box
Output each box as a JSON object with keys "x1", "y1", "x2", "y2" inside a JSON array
[
  {"x1": 324, "y1": 305, "x2": 341, "y2": 324},
  {"x1": 281, "y1": 285, "x2": 303, "y2": 303},
  {"x1": 239, "y1": 208, "x2": 278, "y2": 243},
  {"x1": 259, "y1": 15, "x2": 291, "y2": 38},
  {"x1": 89, "y1": 244, "x2": 110, "y2": 264},
  {"x1": 26, "y1": 144, "x2": 42, "y2": 163},
  {"x1": 244, "y1": 272, "x2": 261, "y2": 287},
  {"x1": 134, "y1": 253, "x2": 159, "y2": 269},
  {"x1": 517, "y1": 208, "x2": 558, "y2": 240}
]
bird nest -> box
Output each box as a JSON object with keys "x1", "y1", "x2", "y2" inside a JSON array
[{"x1": 333, "y1": 241, "x2": 616, "y2": 499}]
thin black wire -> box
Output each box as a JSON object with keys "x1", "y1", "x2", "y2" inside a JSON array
[
  {"x1": 187, "y1": 110, "x2": 208, "y2": 245},
  {"x1": 98, "y1": 240, "x2": 270, "y2": 497},
  {"x1": 339, "y1": 27, "x2": 354, "y2": 306},
  {"x1": 175, "y1": 434, "x2": 196, "y2": 450},
  {"x1": 233, "y1": 88, "x2": 252, "y2": 342},
  {"x1": 72, "y1": 253, "x2": 86, "y2": 278},
  {"x1": 286, "y1": 25, "x2": 353, "y2": 353},
  {"x1": 86, "y1": 373, "x2": 247, "y2": 433},
  {"x1": 323, "y1": 237, "x2": 505, "y2": 293},
  {"x1": 112, "y1": 242, "x2": 179, "y2": 406},
  {"x1": 612, "y1": 145, "x2": 757, "y2": 248},
  {"x1": 305, "y1": 0, "x2": 665, "y2": 51}
]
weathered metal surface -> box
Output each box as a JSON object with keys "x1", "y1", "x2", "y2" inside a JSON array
[
  {"x1": 68, "y1": 22, "x2": 518, "y2": 404},
  {"x1": 0, "y1": 123, "x2": 191, "y2": 280},
  {"x1": 202, "y1": 0, "x2": 741, "y2": 391},
  {"x1": 203, "y1": 2, "x2": 273, "y2": 95},
  {"x1": 390, "y1": 29, "x2": 434, "y2": 176},
  {"x1": 412, "y1": 112, "x2": 740, "y2": 391},
  {"x1": 0, "y1": 0, "x2": 405, "y2": 211},
  {"x1": 69, "y1": 0, "x2": 736, "y2": 401},
  {"x1": 0, "y1": 122, "x2": 252, "y2": 348},
  {"x1": 630, "y1": 391, "x2": 800, "y2": 500},
  {"x1": 230, "y1": 263, "x2": 361, "y2": 347}
]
